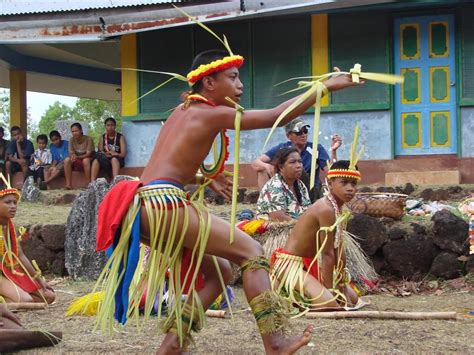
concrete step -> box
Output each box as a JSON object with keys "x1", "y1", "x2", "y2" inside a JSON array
[{"x1": 385, "y1": 170, "x2": 461, "y2": 186}]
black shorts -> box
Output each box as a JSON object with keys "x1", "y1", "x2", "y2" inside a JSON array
[
  {"x1": 95, "y1": 152, "x2": 125, "y2": 171},
  {"x1": 9, "y1": 161, "x2": 24, "y2": 174}
]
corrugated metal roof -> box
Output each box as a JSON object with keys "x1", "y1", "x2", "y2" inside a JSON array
[{"x1": 0, "y1": 0, "x2": 187, "y2": 16}]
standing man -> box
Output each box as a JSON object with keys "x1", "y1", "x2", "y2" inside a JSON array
[
  {"x1": 251, "y1": 118, "x2": 342, "y2": 200},
  {"x1": 5, "y1": 126, "x2": 34, "y2": 185}
]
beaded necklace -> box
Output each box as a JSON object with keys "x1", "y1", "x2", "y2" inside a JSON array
[
  {"x1": 326, "y1": 193, "x2": 345, "y2": 249},
  {"x1": 184, "y1": 94, "x2": 229, "y2": 179}
]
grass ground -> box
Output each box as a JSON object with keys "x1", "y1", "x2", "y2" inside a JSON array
[
  {"x1": 10, "y1": 187, "x2": 474, "y2": 354},
  {"x1": 15, "y1": 279, "x2": 474, "y2": 354}
]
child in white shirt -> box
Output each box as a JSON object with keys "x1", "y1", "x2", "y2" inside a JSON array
[{"x1": 27, "y1": 134, "x2": 52, "y2": 186}]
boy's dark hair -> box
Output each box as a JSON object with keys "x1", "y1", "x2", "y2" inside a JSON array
[
  {"x1": 49, "y1": 130, "x2": 61, "y2": 139},
  {"x1": 10, "y1": 126, "x2": 21, "y2": 134},
  {"x1": 190, "y1": 50, "x2": 229, "y2": 93},
  {"x1": 104, "y1": 117, "x2": 116, "y2": 125},
  {"x1": 71, "y1": 122, "x2": 82, "y2": 131},
  {"x1": 329, "y1": 160, "x2": 359, "y2": 171},
  {"x1": 271, "y1": 147, "x2": 304, "y2": 204},
  {"x1": 37, "y1": 134, "x2": 48, "y2": 144}
]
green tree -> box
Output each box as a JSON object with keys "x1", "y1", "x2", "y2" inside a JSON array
[
  {"x1": 38, "y1": 101, "x2": 74, "y2": 135},
  {"x1": 38, "y1": 98, "x2": 121, "y2": 144},
  {"x1": 71, "y1": 98, "x2": 121, "y2": 143}
]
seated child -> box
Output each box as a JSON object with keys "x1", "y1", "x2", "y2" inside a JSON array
[
  {"x1": 270, "y1": 160, "x2": 362, "y2": 311},
  {"x1": 26, "y1": 134, "x2": 52, "y2": 186},
  {"x1": 0, "y1": 176, "x2": 55, "y2": 304},
  {"x1": 42, "y1": 130, "x2": 71, "y2": 190}
]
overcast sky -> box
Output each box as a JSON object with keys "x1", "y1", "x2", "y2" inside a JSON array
[{"x1": 27, "y1": 91, "x2": 77, "y2": 124}]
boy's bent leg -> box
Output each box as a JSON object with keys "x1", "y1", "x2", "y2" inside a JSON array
[
  {"x1": 155, "y1": 210, "x2": 313, "y2": 354},
  {"x1": 158, "y1": 255, "x2": 233, "y2": 354},
  {"x1": 0, "y1": 277, "x2": 35, "y2": 303}
]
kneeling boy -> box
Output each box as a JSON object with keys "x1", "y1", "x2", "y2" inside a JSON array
[{"x1": 271, "y1": 160, "x2": 361, "y2": 310}]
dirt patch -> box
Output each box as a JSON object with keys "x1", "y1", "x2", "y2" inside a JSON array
[{"x1": 13, "y1": 279, "x2": 474, "y2": 354}]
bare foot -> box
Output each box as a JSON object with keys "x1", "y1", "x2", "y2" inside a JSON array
[
  {"x1": 64, "y1": 185, "x2": 72, "y2": 190},
  {"x1": 156, "y1": 333, "x2": 184, "y2": 355},
  {"x1": 263, "y1": 325, "x2": 314, "y2": 355}
]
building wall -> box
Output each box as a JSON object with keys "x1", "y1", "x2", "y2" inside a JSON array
[
  {"x1": 121, "y1": 6, "x2": 474, "y2": 177},
  {"x1": 123, "y1": 120, "x2": 161, "y2": 167},
  {"x1": 124, "y1": 110, "x2": 392, "y2": 167},
  {"x1": 461, "y1": 107, "x2": 474, "y2": 158}
]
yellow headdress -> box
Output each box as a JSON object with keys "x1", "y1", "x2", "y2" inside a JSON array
[
  {"x1": 326, "y1": 125, "x2": 364, "y2": 181},
  {"x1": 187, "y1": 55, "x2": 244, "y2": 86},
  {"x1": 0, "y1": 174, "x2": 20, "y2": 200}
]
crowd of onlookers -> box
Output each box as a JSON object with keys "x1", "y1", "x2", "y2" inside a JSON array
[{"x1": 0, "y1": 117, "x2": 126, "y2": 190}]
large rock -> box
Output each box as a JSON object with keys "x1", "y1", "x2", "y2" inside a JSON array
[
  {"x1": 50, "y1": 251, "x2": 67, "y2": 276},
  {"x1": 346, "y1": 214, "x2": 388, "y2": 255},
  {"x1": 21, "y1": 234, "x2": 57, "y2": 272},
  {"x1": 382, "y1": 224, "x2": 439, "y2": 279},
  {"x1": 65, "y1": 176, "x2": 135, "y2": 279},
  {"x1": 431, "y1": 210, "x2": 468, "y2": 255},
  {"x1": 20, "y1": 176, "x2": 41, "y2": 202},
  {"x1": 430, "y1": 252, "x2": 462, "y2": 279},
  {"x1": 41, "y1": 224, "x2": 66, "y2": 251},
  {"x1": 420, "y1": 188, "x2": 449, "y2": 201},
  {"x1": 244, "y1": 191, "x2": 260, "y2": 204}
]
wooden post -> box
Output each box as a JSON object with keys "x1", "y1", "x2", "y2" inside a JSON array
[
  {"x1": 7, "y1": 303, "x2": 47, "y2": 311},
  {"x1": 305, "y1": 311, "x2": 457, "y2": 320},
  {"x1": 205, "y1": 310, "x2": 226, "y2": 318}
]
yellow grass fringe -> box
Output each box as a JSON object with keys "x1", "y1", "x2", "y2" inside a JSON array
[
  {"x1": 65, "y1": 291, "x2": 104, "y2": 317},
  {"x1": 89, "y1": 184, "x2": 211, "y2": 349},
  {"x1": 249, "y1": 290, "x2": 295, "y2": 334}
]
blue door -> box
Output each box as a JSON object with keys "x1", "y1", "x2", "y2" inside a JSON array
[{"x1": 394, "y1": 15, "x2": 457, "y2": 155}]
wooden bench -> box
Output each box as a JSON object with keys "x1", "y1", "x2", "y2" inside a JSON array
[{"x1": 11, "y1": 167, "x2": 144, "y2": 189}]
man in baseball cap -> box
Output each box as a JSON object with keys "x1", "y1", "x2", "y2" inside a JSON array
[{"x1": 251, "y1": 118, "x2": 342, "y2": 201}]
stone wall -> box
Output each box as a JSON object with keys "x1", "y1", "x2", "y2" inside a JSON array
[{"x1": 347, "y1": 210, "x2": 472, "y2": 280}]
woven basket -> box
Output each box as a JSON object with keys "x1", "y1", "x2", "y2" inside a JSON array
[{"x1": 347, "y1": 192, "x2": 408, "y2": 219}]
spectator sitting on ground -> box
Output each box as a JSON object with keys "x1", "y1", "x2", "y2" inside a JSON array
[
  {"x1": 68, "y1": 122, "x2": 95, "y2": 187},
  {"x1": 91, "y1": 117, "x2": 127, "y2": 181},
  {"x1": 0, "y1": 127, "x2": 9, "y2": 175},
  {"x1": 42, "y1": 130, "x2": 71, "y2": 189},
  {"x1": 251, "y1": 118, "x2": 342, "y2": 201},
  {"x1": 256, "y1": 147, "x2": 311, "y2": 222},
  {"x1": 26, "y1": 134, "x2": 52, "y2": 187},
  {"x1": 5, "y1": 126, "x2": 34, "y2": 185}
]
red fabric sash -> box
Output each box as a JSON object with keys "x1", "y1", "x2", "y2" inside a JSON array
[{"x1": 1, "y1": 220, "x2": 41, "y2": 293}]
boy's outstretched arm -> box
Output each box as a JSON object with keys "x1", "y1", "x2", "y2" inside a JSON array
[{"x1": 208, "y1": 72, "x2": 359, "y2": 131}]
